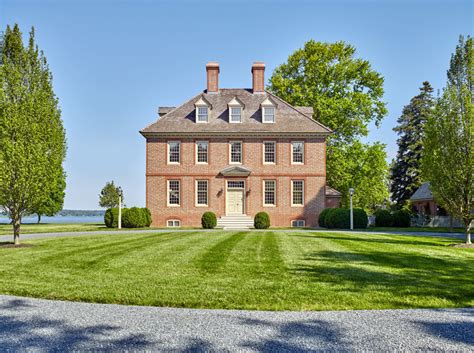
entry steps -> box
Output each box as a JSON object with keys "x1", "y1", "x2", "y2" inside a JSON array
[{"x1": 216, "y1": 215, "x2": 254, "y2": 230}]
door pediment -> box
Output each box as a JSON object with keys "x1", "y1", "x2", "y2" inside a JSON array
[{"x1": 220, "y1": 165, "x2": 251, "y2": 177}]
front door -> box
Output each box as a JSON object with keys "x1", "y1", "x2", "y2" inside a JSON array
[{"x1": 227, "y1": 189, "x2": 244, "y2": 215}]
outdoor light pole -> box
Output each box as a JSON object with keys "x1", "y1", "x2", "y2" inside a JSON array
[
  {"x1": 349, "y1": 188, "x2": 355, "y2": 230},
  {"x1": 118, "y1": 187, "x2": 123, "y2": 230}
]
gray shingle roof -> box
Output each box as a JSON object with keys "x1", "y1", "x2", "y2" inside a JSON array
[
  {"x1": 325, "y1": 186, "x2": 342, "y2": 197},
  {"x1": 410, "y1": 182, "x2": 433, "y2": 201},
  {"x1": 141, "y1": 89, "x2": 331, "y2": 137}
]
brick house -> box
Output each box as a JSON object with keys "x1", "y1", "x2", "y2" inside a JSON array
[{"x1": 140, "y1": 62, "x2": 340, "y2": 228}]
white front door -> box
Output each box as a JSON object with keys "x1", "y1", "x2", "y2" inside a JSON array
[{"x1": 227, "y1": 189, "x2": 244, "y2": 215}]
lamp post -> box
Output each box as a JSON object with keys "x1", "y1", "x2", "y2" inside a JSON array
[
  {"x1": 118, "y1": 187, "x2": 123, "y2": 230},
  {"x1": 349, "y1": 188, "x2": 355, "y2": 230}
]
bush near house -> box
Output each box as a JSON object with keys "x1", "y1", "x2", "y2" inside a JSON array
[
  {"x1": 254, "y1": 212, "x2": 270, "y2": 229},
  {"x1": 353, "y1": 208, "x2": 369, "y2": 229},
  {"x1": 374, "y1": 209, "x2": 393, "y2": 227},
  {"x1": 326, "y1": 208, "x2": 350, "y2": 229},
  {"x1": 104, "y1": 207, "x2": 151, "y2": 228},
  {"x1": 392, "y1": 209, "x2": 411, "y2": 227},
  {"x1": 318, "y1": 208, "x2": 334, "y2": 228},
  {"x1": 201, "y1": 212, "x2": 217, "y2": 229},
  {"x1": 104, "y1": 208, "x2": 120, "y2": 228}
]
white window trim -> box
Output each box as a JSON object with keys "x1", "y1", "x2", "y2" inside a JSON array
[
  {"x1": 167, "y1": 219, "x2": 181, "y2": 227},
  {"x1": 167, "y1": 141, "x2": 181, "y2": 165},
  {"x1": 167, "y1": 180, "x2": 180, "y2": 207},
  {"x1": 195, "y1": 140, "x2": 209, "y2": 165},
  {"x1": 195, "y1": 105, "x2": 209, "y2": 123},
  {"x1": 262, "y1": 106, "x2": 275, "y2": 124},
  {"x1": 229, "y1": 105, "x2": 243, "y2": 124},
  {"x1": 195, "y1": 179, "x2": 209, "y2": 207},
  {"x1": 291, "y1": 220, "x2": 305, "y2": 227},
  {"x1": 262, "y1": 141, "x2": 276, "y2": 165},
  {"x1": 291, "y1": 180, "x2": 304, "y2": 207},
  {"x1": 263, "y1": 180, "x2": 276, "y2": 207},
  {"x1": 229, "y1": 141, "x2": 243, "y2": 164},
  {"x1": 291, "y1": 141, "x2": 304, "y2": 165}
]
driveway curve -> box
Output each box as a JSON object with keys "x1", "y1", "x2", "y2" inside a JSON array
[{"x1": 0, "y1": 295, "x2": 472, "y2": 351}]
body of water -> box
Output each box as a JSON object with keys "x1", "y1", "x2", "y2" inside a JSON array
[{"x1": 0, "y1": 215, "x2": 104, "y2": 224}]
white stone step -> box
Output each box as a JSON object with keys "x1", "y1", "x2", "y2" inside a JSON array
[{"x1": 217, "y1": 215, "x2": 254, "y2": 229}]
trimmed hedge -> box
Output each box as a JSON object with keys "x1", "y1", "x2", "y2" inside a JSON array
[
  {"x1": 392, "y1": 209, "x2": 411, "y2": 227},
  {"x1": 353, "y1": 208, "x2": 368, "y2": 229},
  {"x1": 318, "y1": 208, "x2": 334, "y2": 228},
  {"x1": 374, "y1": 209, "x2": 393, "y2": 227},
  {"x1": 104, "y1": 207, "x2": 152, "y2": 228},
  {"x1": 202, "y1": 212, "x2": 217, "y2": 229},
  {"x1": 254, "y1": 212, "x2": 270, "y2": 229},
  {"x1": 326, "y1": 208, "x2": 350, "y2": 229}
]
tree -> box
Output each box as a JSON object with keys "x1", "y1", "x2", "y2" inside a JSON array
[
  {"x1": 328, "y1": 141, "x2": 389, "y2": 211},
  {"x1": 422, "y1": 36, "x2": 473, "y2": 244},
  {"x1": 268, "y1": 40, "x2": 387, "y2": 143},
  {"x1": 99, "y1": 181, "x2": 123, "y2": 209},
  {"x1": 0, "y1": 25, "x2": 66, "y2": 244},
  {"x1": 390, "y1": 82, "x2": 434, "y2": 206},
  {"x1": 30, "y1": 173, "x2": 66, "y2": 223}
]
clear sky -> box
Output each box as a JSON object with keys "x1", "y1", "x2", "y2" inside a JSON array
[{"x1": 0, "y1": 0, "x2": 472, "y2": 210}]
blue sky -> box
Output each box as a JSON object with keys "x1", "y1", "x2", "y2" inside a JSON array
[{"x1": 0, "y1": 0, "x2": 472, "y2": 210}]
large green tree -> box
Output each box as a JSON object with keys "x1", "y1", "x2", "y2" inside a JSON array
[
  {"x1": 390, "y1": 82, "x2": 434, "y2": 206},
  {"x1": 269, "y1": 40, "x2": 389, "y2": 206},
  {"x1": 30, "y1": 173, "x2": 66, "y2": 223},
  {"x1": 0, "y1": 25, "x2": 66, "y2": 244},
  {"x1": 422, "y1": 36, "x2": 473, "y2": 244},
  {"x1": 99, "y1": 181, "x2": 123, "y2": 209}
]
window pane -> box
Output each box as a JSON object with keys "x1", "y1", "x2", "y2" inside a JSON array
[
  {"x1": 168, "y1": 180, "x2": 180, "y2": 205},
  {"x1": 197, "y1": 107, "x2": 208, "y2": 122},
  {"x1": 264, "y1": 142, "x2": 275, "y2": 163},
  {"x1": 230, "y1": 107, "x2": 241, "y2": 122},
  {"x1": 197, "y1": 142, "x2": 208, "y2": 163},
  {"x1": 230, "y1": 142, "x2": 242, "y2": 163},
  {"x1": 169, "y1": 142, "x2": 180, "y2": 163},
  {"x1": 292, "y1": 142, "x2": 304, "y2": 163},
  {"x1": 292, "y1": 180, "x2": 304, "y2": 205},
  {"x1": 263, "y1": 107, "x2": 275, "y2": 122},
  {"x1": 227, "y1": 181, "x2": 244, "y2": 188},
  {"x1": 264, "y1": 180, "x2": 276, "y2": 205},
  {"x1": 197, "y1": 180, "x2": 208, "y2": 205}
]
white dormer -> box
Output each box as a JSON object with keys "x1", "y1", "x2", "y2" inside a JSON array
[
  {"x1": 194, "y1": 96, "x2": 212, "y2": 123},
  {"x1": 228, "y1": 97, "x2": 245, "y2": 124},
  {"x1": 261, "y1": 97, "x2": 277, "y2": 123}
]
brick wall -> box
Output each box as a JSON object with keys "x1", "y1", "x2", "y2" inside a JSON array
[{"x1": 146, "y1": 137, "x2": 327, "y2": 227}]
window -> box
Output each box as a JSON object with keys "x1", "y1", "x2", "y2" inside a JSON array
[
  {"x1": 230, "y1": 141, "x2": 242, "y2": 164},
  {"x1": 292, "y1": 141, "x2": 304, "y2": 164},
  {"x1": 197, "y1": 106, "x2": 209, "y2": 123},
  {"x1": 230, "y1": 107, "x2": 242, "y2": 123},
  {"x1": 291, "y1": 220, "x2": 305, "y2": 227},
  {"x1": 263, "y1": 141, "x2": 276, "y2": 164},
  {"x1": 167, "y1": 219, "x2": 181, "y2": 227},
  {"x1": 196, "y1": 141, "x2": 208, "y2": 164},
  {"x1": 168, "y1": 180, "x2": 180, "y2": 206},
  {"x1": 196, "y1": 180, "x2": 208, "y2": 206},
  {"x1": 227, "y1": 181, "x2": 245, "y2": 189},
  {"x1": 291, "y1": 180, "x2": 304, "y2": 206},
  {"x1": 263, "y1": 106, "x2": 275, "y2": 123},
  {"x1": 168, "y1": 141, "x2": 180, "y2": 164},
  {"x1": 264, "y1": 180, "x2": 276, "y2": 206}
]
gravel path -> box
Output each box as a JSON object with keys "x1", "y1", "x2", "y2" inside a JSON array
[
  {"x1": 0, "y1": 295, "x2": 472, "y2": 351},
  {"x1": 0, "y1": 228, "x2": 465, "y2": 242}
]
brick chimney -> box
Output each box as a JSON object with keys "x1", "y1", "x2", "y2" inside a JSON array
[
  {"x1": 252, "y1": 62, "x2": 265, "y2": 93},
  {"x1": 206, "y1": 62, "x2": 220, "y2": 93}
]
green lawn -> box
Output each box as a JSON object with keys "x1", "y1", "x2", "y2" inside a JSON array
[
  {"x1": 368, "y1": 226, "x2": 471, "y2": 233},
  {"x1": 0, "y1": 231, "x2": 472, "y2": 311},
  {"x1": 0, "y1": 223, "x2": 169, "y2": 235}
]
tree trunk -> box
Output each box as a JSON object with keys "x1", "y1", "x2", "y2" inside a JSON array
[
  {"x1": 13, "y1": 216, "x2": 21, "y2": 245},
  {"x1": 37, "y1": 214, "x2": 41, "y2": 224},
  {"x1": 465, "y1": 220, "x2": 472, "y2": 244}
]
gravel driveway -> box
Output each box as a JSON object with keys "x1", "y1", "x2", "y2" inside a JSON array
[{"x1": 0, "y1": 295, "x2": 472, "y2": 351}]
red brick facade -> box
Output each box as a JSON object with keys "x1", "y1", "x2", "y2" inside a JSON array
[{"x1": 146, "y1": 137, "x2": 328, "y2": 227}]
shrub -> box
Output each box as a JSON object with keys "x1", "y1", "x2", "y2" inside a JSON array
[
  {"x1": 392, "y1": 209, "x2": 411, "y2": 227},
  {"x1": 318, "y1": 208, "x2": 334, "y2": 228},
  {"x1": 143, "y1": 208, "x2": 152, "y2": 227},
  {"x1": 254, "y1": 212, "x2": 270, "y2": 229},
  {"x1": 374, "y1": 209, "x2": 393, "y2": 227},
  {"x1": 326, "y1": 208, "x2": 350, "y2": 229},
  {"x1": 201, "y1": 212, "x2": 217, "y2": 229},
  {"x1": 104, "y1": 208, "x2": 119, "y2": 228},
  {"x1": 353, "y1": 208, "x2": 368, "y2": 229},
  {"x1": 122, "y1": 207, "x2": 149, "y2": 228}
]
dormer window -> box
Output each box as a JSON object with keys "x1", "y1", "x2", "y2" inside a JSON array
[
  {"x1": 194, "y1": 96, "x2": 212, "y2": 123},
  {"x1": 261, "y1": 97, "x2": 277, "y2": 123},
  {"x1": 228, "y1": 97, "x2": 245, "y2": 124}
]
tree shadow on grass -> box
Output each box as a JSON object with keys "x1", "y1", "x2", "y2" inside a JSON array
[
  {"x1": 0, "y1": 298, "x2": 154, "y2": 351},
  {"x1": 293, "y1": 249, "x2": 474, "y2": 307}
]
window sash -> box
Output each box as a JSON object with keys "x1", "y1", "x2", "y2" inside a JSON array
[
  {"x1": 292, "y1": 180, "x2": 304, "y2": 205},
  {"x1": 196, "y1": 180, "x2": 208, "y2": 205},
  {"x1": 227, "y1": 181, "x2": 245, "y2": 189},
  {"x1": 168, "y1": 142, "x2": 180, "y2": 163},
  {"x1": 292, "y1": 142, "x2": 304, "y2": 164},
  {"x1": 263, "y1": 107, "x2": 275, "y2": 123},
  {"x1": 168, "y1": 180, "x2": 180, "y2": 205},
  {"x1": 230, "y1": 107, "x2": 242, "y2": 123},
  {"x1": 264, "y1": 180, "x2": 276, "y2": 206},
  {"x1": 196, "y1": 141, "x2": 208, "y2": 163},
  {"x1": 197, "y1": 107, "x2": 208, "y2": 122},
  {"x1": 230, "y1": 142, "x2": 242, "y2": 163},
  {"x1": 264, "y1": 142, "x2": 276, "y2": 163}
]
